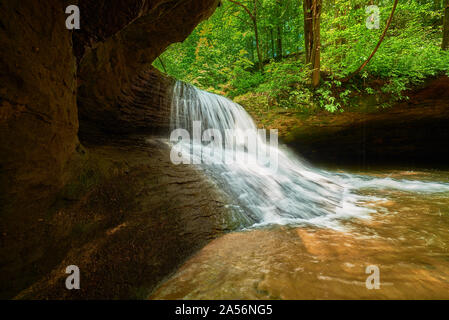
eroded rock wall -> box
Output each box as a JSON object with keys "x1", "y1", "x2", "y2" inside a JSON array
[
  {"x1": 14, "y1": 138, "x2": 237, "y2": 299},
  {"x1": 77, "y1": 0, "x2": 220, "y2": 135},
  {"x1": 1, "y1": 0, "x2": 220, "y2": 298},
  {"x1": 0, "y1": 0, "x2": 220, "y2": 232},
  {"x1": 1, "y1": 0, "x2": 220, "y2": 219},
  {"x1": 0, "y1": 0, "x2": 79, "y2": 220},
  {"x1": 284, "y1": 76, "x2": 449, "y2": 168},
  {"x1": 78, "y1": 67, "x2": 176, "y2": 138}
]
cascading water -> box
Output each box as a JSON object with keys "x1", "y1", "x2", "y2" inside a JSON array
[{"x1": 169, "y1": 81, "x2": 449, "y2": 228}]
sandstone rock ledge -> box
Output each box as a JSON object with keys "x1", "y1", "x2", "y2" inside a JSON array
[{"x1": 1, "y1": 0, "x2": 226, "y2": 299}]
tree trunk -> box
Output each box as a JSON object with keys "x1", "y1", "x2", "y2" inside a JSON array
[
  {"x1": 276, "y1": 26, "x2": 283, "y2": 60},
  {"x1": 275, "y1": 0, "x2": 283, "y2": 60},
  {"x1": 252, "y1": 0, "x2": 263, "y2": 72},
  {"x1": 157, "y1": 56, "x2": 167, "y2": 73},
  {"x1": 248, "y1": 36, "x2": 255, "y2": 63},
  {"x1": 270, "y1": 28, "x2": 275, "y2": 59},
  {"x1": 304, "y1": 0, "x2": 322, "y2": 88},
  {"x1": 304, "y1": 2, "x2": 312, "y2": 64},
  {"x1": 253, "y1": 20, "x2": 263, "y2": 71},
  {"x1": 228, "y1": 0, "x2": 263, "y2": 72},
  {"x1": 443, "y1": 0, "x2": 449, "y2": 50},
  {"x1": 265, "y1": 27, "x2": 270, "y2": 60}
]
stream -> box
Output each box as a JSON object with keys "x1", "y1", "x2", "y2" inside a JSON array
[{"x1": 152, "y1": 83, "x2": 449, "y2": 299}]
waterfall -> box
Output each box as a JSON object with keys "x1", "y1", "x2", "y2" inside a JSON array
[{"x1": 169, "y1": 81, "x2": 449, "y2": 228}]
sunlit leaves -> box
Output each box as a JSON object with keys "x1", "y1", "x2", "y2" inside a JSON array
[{"x1": 154, "y1": 0, "x2": 449, "y2": 112}]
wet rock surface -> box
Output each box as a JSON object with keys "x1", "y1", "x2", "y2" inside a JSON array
[
  {"x1": 77, "y1": 0, "x2": 220, "y2": 134},
  {"x1": 151, "y1": 169, "x2": 449, "y2": 300},
  {"x1": 1, "y1": 0, "x2": 224, "y2": 299},
  {"x1": 286, "y1": 77, "x2": 449, "y2": 168},
  {"x1": 14, "y1": 137, "x2": 236, "y2": 299},
  {"x1": 0, "y1": 0, "x2": 80, "y2": 266},
  {"x1": 78, "y1": 67, "x2": 175, "y2": 137}
]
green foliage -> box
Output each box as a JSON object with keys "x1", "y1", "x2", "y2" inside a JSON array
[
  {"x1": 258, "y1": 60, "x2": 312, "y2": 109},
  {"x1": 154, "y1": 0, "x2": 449, "y2": 112},
  {"x1": 321, "y1": 0, "x2": 449, "y2": 102},
  {"x1": 229, "y1": 54, "x2": 265, "y2": 96},
  {"x1": 316, "y1": 82, "x2": 342, "y2": 112}
]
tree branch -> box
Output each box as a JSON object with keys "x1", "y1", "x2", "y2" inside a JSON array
[
  {"x1": 157, "y1": 56, "x2": 167, "y2": 73},
  {"x1": 228, "y1": 0, "x2": 255, "y2": 21},
  {"x1": 342, "y1": 0, "x2": 399, "y2": 82}
]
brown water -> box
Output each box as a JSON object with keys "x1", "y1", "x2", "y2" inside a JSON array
[{"x1": 150, "y1": 169, "x2": 449, "y2": 300}]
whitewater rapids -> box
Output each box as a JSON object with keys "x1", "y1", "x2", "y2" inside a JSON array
[{"x1": 168, "y1": 81, "x2": 449, "y2": 229}]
